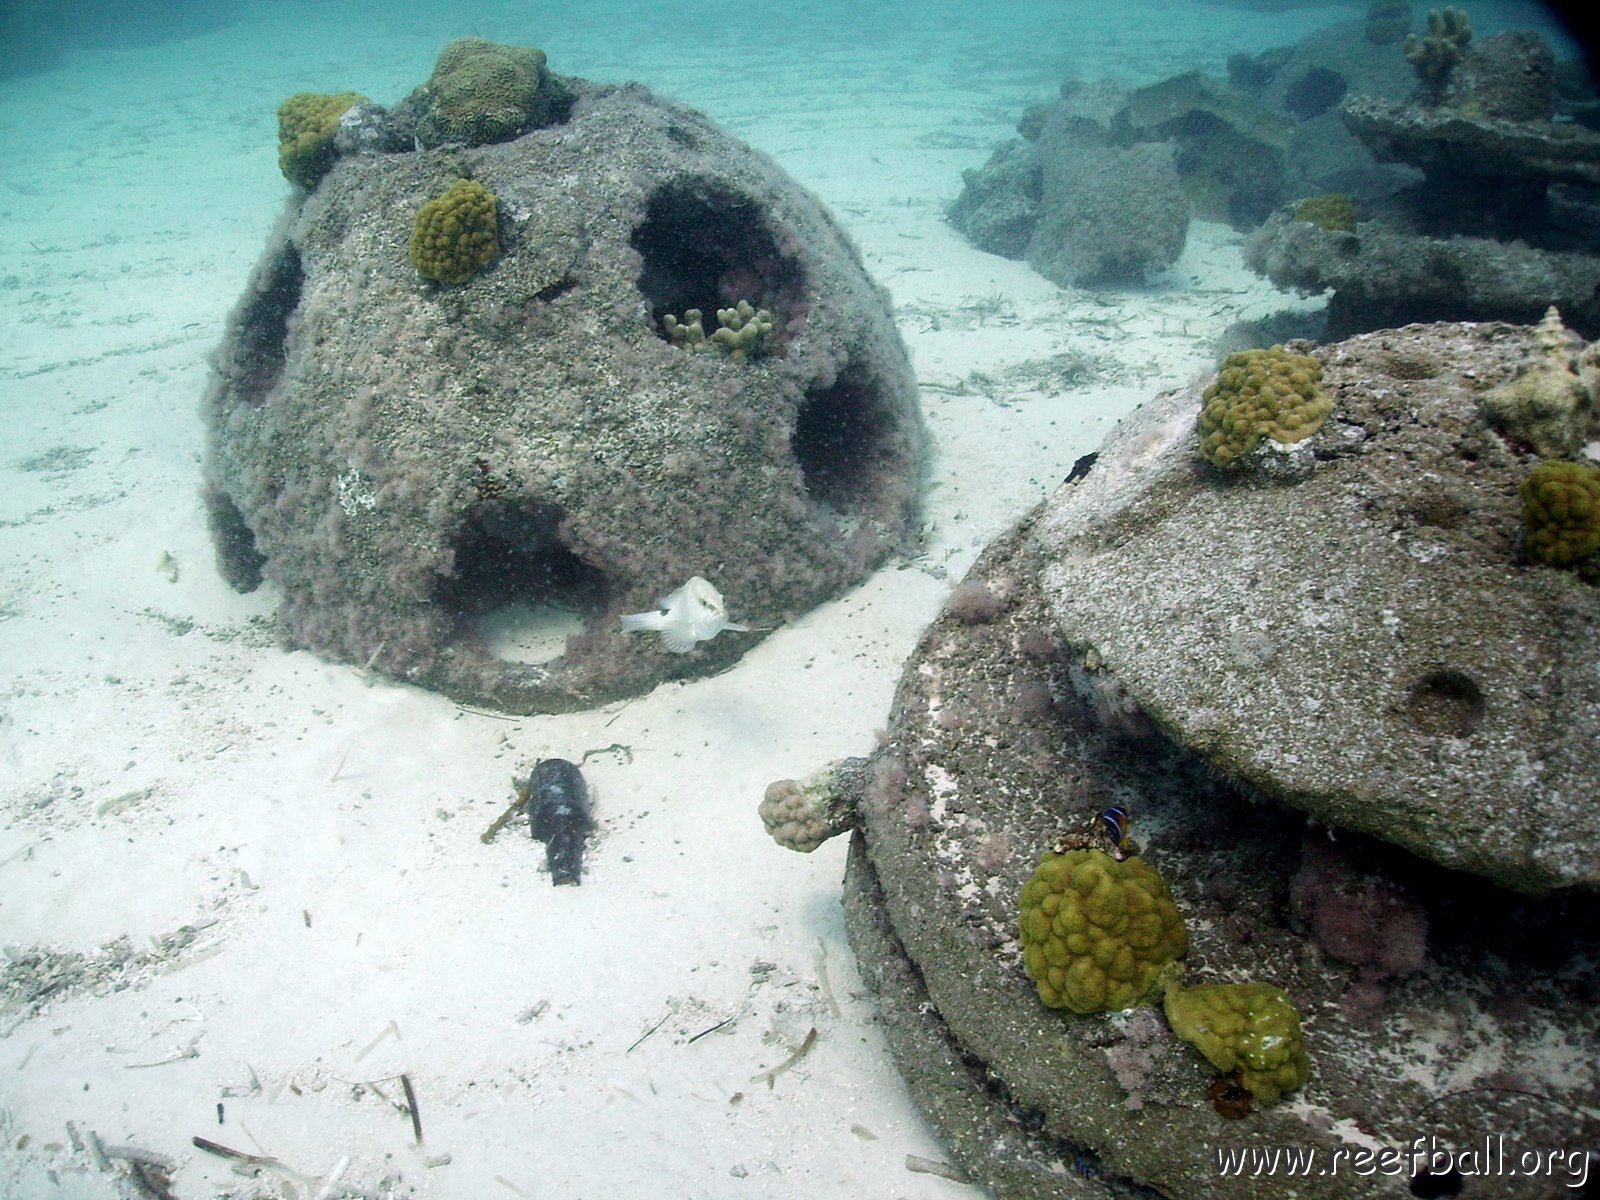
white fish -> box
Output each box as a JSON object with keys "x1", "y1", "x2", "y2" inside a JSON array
[{"x1": 619, "y1": 575, "x2": 751, "y2": 653}]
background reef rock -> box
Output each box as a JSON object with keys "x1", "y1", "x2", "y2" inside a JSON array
[
  {"x1": 1221, "y1": 16, "x2": 1417, "y2": 210},
  {"x1": 831, "y1": 319, "x2": 1599, "y2": 1198},
  {"x1": 1023, "y1": 108, "x2": 1189, "y2": 287},
  {"x1": 203, "y1": 79, "x2": 925, "y2": 713},
  {"x1": 1248, "y1": 29, "x2": 1600, "y2": 337},
  {"x1": 1245, "y1": 201, "x2": 1600, "y2": 337},
  {"x1": 947, "y1": 16, "x2": 1420, "y2": 272}
]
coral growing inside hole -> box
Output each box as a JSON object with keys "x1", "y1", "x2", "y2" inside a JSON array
[
  {"x1": 663, "y1": 300, "x2": 775, "y2": 360},
  {"x1": 632, "y1": 178, "x2": 807, "y2": 351}
]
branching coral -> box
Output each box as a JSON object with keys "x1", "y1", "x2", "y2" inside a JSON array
[
  {"x1": 1522, "y1": 458, "x2": 1600, "y2": 566},
  {"x1": 664, "y1": 301, "x2": 775, "y2": 362},
  {"x1": 414, "y1": 37, "x2": 573, "y2": 149},
  {"x1": 1163, "y1": 981, "x2": 1309, "y2": 1104},
  {"x1": 409, "y1": 178, "x2": 499, "y2": 285},
  {"x1": 1018, "y1": 848, "x2": 1188, "y2": 1014},
  {"x1": 277, "y1": 91, "x2": 366, "y2": 188},
  {"x1": 1196, "y1": 345, "x2": 1332, "y2": 470},
  {"x1": 1404, "y1": 6, "x2": 1473, "y2": 99}
]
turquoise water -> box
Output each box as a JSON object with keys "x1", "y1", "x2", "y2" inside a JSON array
[
  {"x1": 0, "y1": 3, "x2": 1592, "y2": 1198},
  {"x1": 0, "y1": 1, "x2": 1584, "y2": 389}
]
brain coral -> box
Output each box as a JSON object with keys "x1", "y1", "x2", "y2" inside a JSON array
[
  {"x1": 415, "y1": 37, "x2": 571, "y2": 148},
  {"x1": 1197, "y1": 345, "x2": 1332, "y2": 469},
  {"x1": 1522, "y1": 458, "x2": 1600, "y2": 566},
  {"x1": 1018, "y1": 848, "x2": 1188, "y2": 1014},
  {"x1": 1163, "y1": 981, "x2": 1309, "y2": 1104},
  {"x1": 409, "y1": 178, "x2": 499, "y2": 285},
  {"x1": 277, "y1": 91, "x2": 366, "y2": 188}
]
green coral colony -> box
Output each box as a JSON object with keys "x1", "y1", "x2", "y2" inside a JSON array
[
  {"x1": 1164, "y1": 981, "x2": 1311, "y2": 1106},
  {"x1": 1197, "y1": 345, "x2": 1333, "y2": 469},
  {"x1": 277, "y1": 91, "x2": 365, "y2": 188},
  {"x1": 1523, "y1": 459, "x2": 1600, "y2": 566},
  {"x1": 1018, "y1": 849, "x2": 1188, "y2": 1015},
  {"x1": 409, "y1": 178, "x2": 500, "y2": 285},
  {"x1": 414, "y1": 36, "x2": 573, "y2": 149},
  {"x1": 1018, "y1": 838, "x2": 1309, "y2": 1107}
]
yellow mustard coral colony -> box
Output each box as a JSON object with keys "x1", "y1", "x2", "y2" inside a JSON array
[
  {"x1": 1197, "y1": 345, "x2": 1333, "y2": 469},
  {"x1": 1017, "y1": 848, "x2": 1189, "y2": 1014},
  {"x1": 409, "y1": 178, "x2": 499, "y2": 285},
  {"x1": 277, "y1": 91, "x2": 367, "y2": 188},
  {"x1": 1163, "y1": 981, "x2": 1310, "y2": 1104},
  {"x1": 1522, "y1": 459, "x2": 1600, "y2": 566}
]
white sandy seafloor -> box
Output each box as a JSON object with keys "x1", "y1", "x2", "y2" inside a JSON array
[{"x1": 0, "y1": 0, "x2": 1510, "y2": 1196}]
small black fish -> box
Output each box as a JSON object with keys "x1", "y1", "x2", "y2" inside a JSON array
[{"x1": 524, "y1": 758, "x2": 592, "y2": 886}]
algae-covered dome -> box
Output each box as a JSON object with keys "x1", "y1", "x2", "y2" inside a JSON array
[{"x1": 203, "y1": 54, "x2": 925, "y2": 713}]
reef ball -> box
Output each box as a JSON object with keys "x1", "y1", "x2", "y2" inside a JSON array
[{"x1": 202, "y1": 73, "x2": 925, "y2": 712}]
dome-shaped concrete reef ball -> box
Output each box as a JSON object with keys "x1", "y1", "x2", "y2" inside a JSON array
[{"x1": 201, "y1": 39, "x2": 927, "y2": 713}]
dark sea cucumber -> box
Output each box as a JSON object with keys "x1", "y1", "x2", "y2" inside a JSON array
[{"x1": 525, "y1": 758, "x2": 592, "y2": 885}]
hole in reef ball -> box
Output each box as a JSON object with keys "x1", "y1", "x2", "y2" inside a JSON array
[
  {"x1": 792, "y1": 362, "x2": 895, "y2": 516},
  {"x1": 434, "y1": 501, "x2": 613, "y2": 622},
  {"x1": 631, "y1": 177, "x2": 806, "y2": 341},
  {"x1": 1405, "y1": 670, "x2": 1485, "y2": 738},
  {"x1": 1409, "y1": 1163, "x2": 1465, "y2": 1197}
]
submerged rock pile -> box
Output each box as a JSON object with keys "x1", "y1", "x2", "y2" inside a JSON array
[{"x1": 1248, "y1": 27, "x2": 1600, "y2": 336}]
